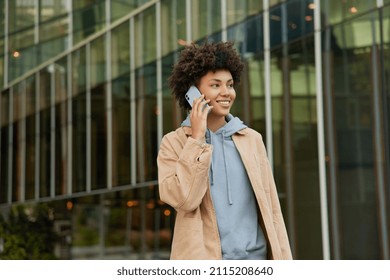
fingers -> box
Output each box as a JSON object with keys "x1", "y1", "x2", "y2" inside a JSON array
[{"x1": 192, "y1": 95, "x2": 210, "y2": 115}]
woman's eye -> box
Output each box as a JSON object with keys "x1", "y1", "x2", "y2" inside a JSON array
[{"x1": 211, "y1": 84, "x2": 219, "y2": 88}]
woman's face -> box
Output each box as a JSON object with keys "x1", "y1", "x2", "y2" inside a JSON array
[{"x1": 197, "y1": 69, "x2": 236, "y2": 118}]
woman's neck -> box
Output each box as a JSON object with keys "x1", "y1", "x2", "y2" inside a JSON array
[{"x1": 207, "y1": 115, "x2": 227, "y2": 132}]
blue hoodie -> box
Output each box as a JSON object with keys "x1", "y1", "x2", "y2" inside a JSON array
[{"x1": 181, "y1": 114, "x2": 267, "y2": 260}]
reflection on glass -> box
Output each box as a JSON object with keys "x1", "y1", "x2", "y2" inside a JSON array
[
  {"x1": 134, "y1": 6, "x2": 156, "y2": 69},
  {"x1": 327, "y1": 16, "x2": 380, "y2": 259},
  {"x1": 136, "y1": 63, "x2": 157, "y2": 183},
  {"x1": 39, "y1": 0, "x2": 69, "y2": 21},
  {"x1": 8, "y1": 0, "x2": 36, "y2": 32},
  {"x1": 226, "y1": 0, "x2": 262, "y2": 26},
  {"x1": 72, "y1": 0, "x2": 106, "y2": 45},
  {"x1": 289, "y1": 37, "x2": 321, "y2": 260},
  {"x1": 286, "y1": 0, "x2": 314, "y2": 41},
  {"x1": 384, "y1": 7, "x2": 390, "y2": 213},
  {"x1": 161, "y1": 54, "x2": 183, "y2": 136},
  {"x1": 321, "y1": 0, "x2": 376, "y2": 26},
  {"x1": 111, "y1": 22, "x2": 130, "y2": 80},
  {"x1": 90, "y1": 37, "x2": 106, "y2": 88},
  {"x1": 25, "y1": 76, "x2": 36, "y2": 200},
  {"x1": 0, "y1": 56, "x2": 3, "y2": 89},
  {"x1": 111, "y1": 0, "x2": 145, "y2": 22},
  {"x1": 0, "y1": 90, "x2": 9, "y2": 203},
  {"x1": 90, "y1": 37, "x2": 107, "y2": 190},
  {"x1": 0, "y1": 0, "x2": 4, "y2": 37},
  {"x1": 161, "y1": 0, "x2": 186, "y2": 56},
  {"x1": 91, "y1": 85, "x2": 107, "y2": 190},
  {"x1": 191, "y1": 0, "x2": 221, "y2": 42},
  {"x1": 69, "y1": 189, "x2": 173, "y2": 259},
  {"x1": 39, "y1": 69, "x2": 51, "y2": 198},
  {"x1": 72, "y1": 49, "x2": 87, "y2": 193},
  {"x1": 38, "y1": 17, "x2": 69, "y2": 63},
  {"x1": 55, "y1": 59, "x2": 68, "y2": 196},
  {"x1": 112, "y1": 76, "x2": 131, "y2": 186},
  {"x1": 8, "y1": 29, "x2": 36, "y2": 81},
  {"x1": 72, "y1": 93, "x2": 87, "y2": 193}
]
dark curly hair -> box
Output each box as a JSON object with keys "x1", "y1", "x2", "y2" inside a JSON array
[{"x1": 168, "y1": 41, "x2": 244, "y2": 110}]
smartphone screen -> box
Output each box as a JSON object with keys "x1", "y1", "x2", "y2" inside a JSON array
[{"x1": 185, "y1": 86, "x2": 209, "y2": 108}]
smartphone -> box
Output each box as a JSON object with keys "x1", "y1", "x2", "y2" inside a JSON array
[{"x1": 185, "y1": 86, "x2": 209, "y2": 109}]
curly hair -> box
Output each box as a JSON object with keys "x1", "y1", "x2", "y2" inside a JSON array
[{"x1": 168, "y1": 41, "x2": 244, "y2": 110}]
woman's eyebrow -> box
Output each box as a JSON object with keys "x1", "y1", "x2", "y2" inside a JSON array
[{"x1": 208, "y1": 78, "x2": 234, "y2": 82}]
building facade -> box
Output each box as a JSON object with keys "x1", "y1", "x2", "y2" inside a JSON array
[{"x1": 0, "y1": 0, "x2": 389, "y2": 259}]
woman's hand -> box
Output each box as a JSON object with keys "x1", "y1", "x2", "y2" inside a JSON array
[{"x1": 190, "y1": 95, "x2": 213, "y2": 141}]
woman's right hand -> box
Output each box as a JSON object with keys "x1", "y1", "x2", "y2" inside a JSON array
[{"x1": 190, "y1": 95, "x2": 213, "y2": 141}]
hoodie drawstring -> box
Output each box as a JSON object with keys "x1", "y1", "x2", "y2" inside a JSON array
[
  {"x1": 207, "y1": 132, "x2": 214, "y2": 187},
  {"x1": 222, "y1": 131, "x2": 233, "y2": 205}
]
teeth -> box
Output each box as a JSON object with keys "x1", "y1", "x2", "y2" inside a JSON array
[{"x1": 217, "y1": 101, "x2": 230, "y2": 105}]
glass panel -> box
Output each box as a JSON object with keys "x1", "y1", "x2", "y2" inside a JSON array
[
  {"x1": 270, "y1": 0, "x2": 282, "y2": 8},
  {"x1": 72, "y1": 0, "x2": 106, "y2": 45},
  {"x1": 90, "y1": 37, "x2": 107, "y2": 190},
  {"x1": 327, "y1": 12, "x2": 380, "y2": 259},
  {"x1": 38, "y1": 16, "x2": 69, "y2": 63},
  {"x1": 246, "y1": 57, "x2": 266, "y2": 135},
  {"x1": 0, "y1": 0, "x2": 4, "y2": 37},
  {"x1": 269, "y1": 5, "x2": 282, "y2": 48},
  {"x1": 161, "y1": 0, "x2": 186, "y2": 56},
  {"x1": 134, "y1": 6, "x2": 156, "y2": 69},
  {"x1": 90, "y1": 84, "x2": 107, "y2": 190},
  {"x1": 135, "y1": 63, "x2": 157, "y2": 183},
  {"x1": 8, "y1": 29, "x2": 36, "y2": 81},
  {"x1": 39, "y1": 69, "x2": 51, "y2": 198},
  {"x1": 0, "y1": 56, "x2": 3, "y2": 90},
  {"x1": 72, "y1": 48, "x2": 87, "y2": 97},
  {"x1": 111, "y1": 0, "x2": 147, "y2": 22},
  {"x1": 111, "y1": 22, "x2": 130, "y2": 80},
  {"x1": 90, "y1": 37, "x2": 106, "y2": 87},
  {"x1": 226, "y1": 0, "x2": 263, "y2": 26},
  {"x1": 161, "y1": 53, "x2": 183, "y2": 136},
  {"x1": 55, "y1": 59, "x2": 68, "y2": 196},
  {"x1": 384, "y1": 6, "x2": 390, "y2": 226},
  {"x1": 12, "y1": 83, "x2": 24, "y2": 202},
  {"x1": 321, "y1": 0, "x2": 377, "y2": 26},
  {"x1": 270, "y1": 2, "x2": 322, "y2": 259},
  {"x1": 288, "y1": 36, "x2": 321, "y2": 259},
  {"x1": 25, "y1": 75, "x2": 36, "y2": 200},
  {"x1": 0, "y1": 90, "x2": 10, "y2": 204},
  {"x1": 8, "y1": 0, "x2": 36, "y2": 32},
  {"x1": 69, "y1": 188, "x2": 174, "y2": 259},
  {"x1": 228, "y1": 13, "x2": 264, "y2": 55},
  {"x1": 112, "y1": 76, "x2": 131, "y2": 187},
  {"x1": 72, "y1": 49, "x2": 87, "y2": 193},
  {"x1": 39, "y1": 0, "x2": 69, "y2": 21},
  {"x1": 191, "y1": 0, "x2": 221, "y2": 42},
  {"x1": 71, "y1": 195, "x2": 100, "y2": 253},
  {"x1": 286, "y1": 0, "x2": 314, "y2": 41}
]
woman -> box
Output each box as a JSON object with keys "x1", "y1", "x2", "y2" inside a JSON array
[{"x1": 157, "y1": 41, "x2": 292, "y2": 260}]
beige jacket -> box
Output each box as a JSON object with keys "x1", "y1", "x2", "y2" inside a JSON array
[{"x1": 157, "y1": 125, "x2": 292, "y2": 260}]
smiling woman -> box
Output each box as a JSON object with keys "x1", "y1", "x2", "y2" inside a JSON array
[{"x1": 157, "y1": 41, "x2": 292, "y2": 260}]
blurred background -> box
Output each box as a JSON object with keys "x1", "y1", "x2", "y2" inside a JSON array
[{"x1": 0, "y1": 0, "x2": 389, "y2": 260}]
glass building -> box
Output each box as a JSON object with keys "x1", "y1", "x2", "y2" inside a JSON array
[{"x1": 0, "y1": 0, "x2": 389, "y2": 260}]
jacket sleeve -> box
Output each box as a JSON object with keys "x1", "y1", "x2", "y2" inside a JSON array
[{"x1": 157, "y1": 134, "x2": 212, "y2": 212}]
